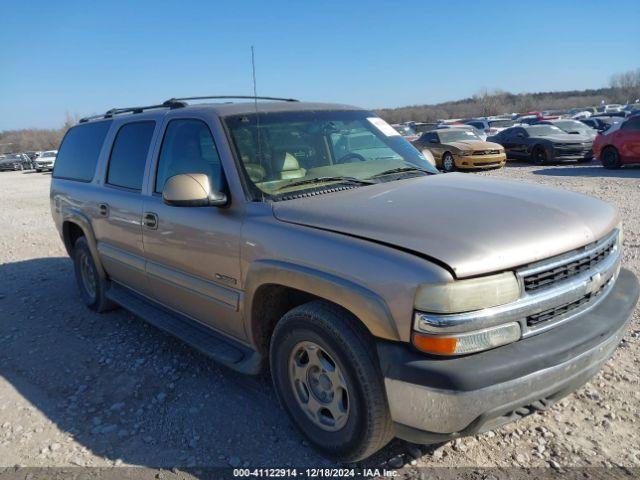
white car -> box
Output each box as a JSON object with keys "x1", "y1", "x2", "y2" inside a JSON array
[
  {"x1": 571, "y1": 111, "x2": 592, "y2": 119},
  {"x1": 603, "y1": 104, "x2": 623, "y2": 114},
  {"x1": 34, "y1": 150, "x2": 57, "y2": 172}
]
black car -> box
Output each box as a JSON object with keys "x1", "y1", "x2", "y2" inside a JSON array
[
  {"x1": 0, "y1": 153, "x2": 31, "y2": 171},
  {"x1": 534, "y1": 119, "x2": 597, "y2": 140},
  {"x1": 487, "y1": 124, "x2": 593, "y2": 165}
]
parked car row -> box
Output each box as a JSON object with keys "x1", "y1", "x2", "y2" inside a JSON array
[
  {"x1": 0, "y1": 150, "x2": 57, "y2": 172},
  {"x1": 401, "y1": 104, "x2": 640, "y2": 172}
]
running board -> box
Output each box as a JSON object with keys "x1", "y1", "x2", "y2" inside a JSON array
[{"x1": 106, "y1": 283, "x2": 263, "y2": 374}]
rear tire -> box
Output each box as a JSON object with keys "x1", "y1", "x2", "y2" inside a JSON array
[
  {"x1": 72, "y1": 237, "x2": 115, "y2": 312},
  {"x1": 601, "y1": 147, "x2": 622, "y2": 170},
  {"x1": 270, "y1": 301, "x2": 394, "y2": 462}
]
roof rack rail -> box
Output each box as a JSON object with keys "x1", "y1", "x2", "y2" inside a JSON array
[
  {"x1": 165, "y1": 95, "x2": 299, "y2": 103},
  {"x1": 78, "y1": 100, "x2": 185, "y2": 123},
  {"x1": 78, "y1": 96, "x2": 298, "y2": 123}
]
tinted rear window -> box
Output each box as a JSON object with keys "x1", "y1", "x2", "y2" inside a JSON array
[
  {"x1": 107, "y1": 121, "x2": 156, "y2": 190},
  {"x1": 53, "y1": 121, "x2": 112, "y2": 181}
]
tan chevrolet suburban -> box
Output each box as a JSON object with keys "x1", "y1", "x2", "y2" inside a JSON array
[{"x1": 50, "y1": 96, "x2": 639, "y2": 462}]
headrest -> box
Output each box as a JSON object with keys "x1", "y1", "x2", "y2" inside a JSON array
[{"x1": 281, "y1": 152, "x2": 301, "y2": 171}]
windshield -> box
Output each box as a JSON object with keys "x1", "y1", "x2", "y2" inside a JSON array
[
  {"x1": 488, "y1": 119, "x2": 514, "y2": 128},
  {"x1": 224, "y1": 110, "x2": 437, "y2": 198},
  {"x1": 554, "y1": 121, "x2": 591, "y2": 133},
  {"x1": 393, "y1": 125, "x2": 416, "y2": 136},
  {"x1": 527, "y1": 125, "x2": 565, "y2": 136},
  {"x1": 41, "y1": 151, "x2": 56, "y2": 158},
  {"x1": 438, "y1": 129, "x2": 482, "y2": 142}
]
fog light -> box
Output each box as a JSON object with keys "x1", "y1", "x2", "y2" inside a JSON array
[{"x1": 412, "y1": 322, "x2": 521, "y2": 356}]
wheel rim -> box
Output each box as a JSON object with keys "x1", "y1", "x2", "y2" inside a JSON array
[
  {"x1": 288, "y1": 341, "x2": 350, "y2": 431},
  {"x1": 604, "y1": 149, "x2": 617, "y2": 166},
  {"x1": 535, "y1": 149, "x2": 546, "y2": 163},
  {"x1": 79, "y1": 251, "x2": 97, "y2": 300},
  {"x1": 443, "y1": 155, "x2": 454, "y2": 171}
]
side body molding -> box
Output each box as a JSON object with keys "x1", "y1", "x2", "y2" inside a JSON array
[
  {"x1": 60, "y1": 206, "x2": 106, "y2": 279},
  {"x1": 243, "y1": 259, "x2": 400, "y2": 342}
]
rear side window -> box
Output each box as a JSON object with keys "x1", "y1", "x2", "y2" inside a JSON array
[
  {"x1": 53, "y1": 121, "x2": 112, "y2": 181},
  {"x1": 106, "y1": 121, "x2": 156, "y2": 190}
]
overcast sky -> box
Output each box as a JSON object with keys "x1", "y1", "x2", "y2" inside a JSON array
[{"x1": 1, "y1": 0, "x2": 639, "y2": 130}]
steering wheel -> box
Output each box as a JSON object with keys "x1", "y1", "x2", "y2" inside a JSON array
[{"x1": 336, "y1": 152, "x2": 367, "y2": 164}]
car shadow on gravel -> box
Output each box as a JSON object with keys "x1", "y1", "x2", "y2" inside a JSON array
[
  {"x1": 0, "y1": 257, "x2": 419, "y2": 471},
  {"x1": 532, "y1": 165, "x2": 640, "y2": 178}
]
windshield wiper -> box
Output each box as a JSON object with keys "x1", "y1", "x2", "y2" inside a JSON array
[
  {"x1": 367, "y1": 166, "x2": 434, "y2": 179},
  {"x1": 272, "y1": 176, "x2": 376, "y2": 192}
]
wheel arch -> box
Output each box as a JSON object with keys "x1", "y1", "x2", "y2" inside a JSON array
[
  {"x1": 243, "y1": 260, "x2": 399, "y2": 357},
  {"x1": 61, "y1": 208, "x2": 106, "y2": 278}
]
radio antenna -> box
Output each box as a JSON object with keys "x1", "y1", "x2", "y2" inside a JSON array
[{"x1": 251, "y1": 45, "x2": 263, "y2": 167}]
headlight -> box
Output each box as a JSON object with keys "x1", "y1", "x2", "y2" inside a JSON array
[
  {"x1": 457, "y1": 150, "x2": 472, "y2": 156},
  {"x1": 412, "y1": 322, "x2": 521, "y2": 356},
  {"x1": 414, "y1": 272, "x2": 520, "y2": 314}
]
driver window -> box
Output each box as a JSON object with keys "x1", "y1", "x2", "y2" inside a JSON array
[{"x1": 155, "y1": 119, "x2": 224, "y2": 193}]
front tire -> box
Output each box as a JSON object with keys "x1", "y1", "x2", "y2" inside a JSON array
[
  {"x1": 532, "y1": 146, "x2": 548, "y2": 165},
  {"x1": 601, "y1": 147, "x2": 622, "y2": 170},
  {"x1": 72, "y1": 237, "x2": 115, "y2": 312},
  {"x1": 442, "y1": 152, "x2": 456, "y2": 172},
  {"x1": 270, "y1": 301, "x2": 393, "y2": 462}
]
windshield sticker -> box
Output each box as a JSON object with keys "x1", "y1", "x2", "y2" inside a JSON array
[{"x1": 367, "y1": 117, "x2": 400, "y2": 137}]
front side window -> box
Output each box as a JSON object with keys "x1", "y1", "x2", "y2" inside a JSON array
[
  {"x1": 155, "y1": 119, "x2": 224, "y2": 193},
  {"x1": 224, "y1": 110, "x2": 437, "y2": 199},
  {"x1": 107, "y1": 121, "x2": 156, "y2": 190}
]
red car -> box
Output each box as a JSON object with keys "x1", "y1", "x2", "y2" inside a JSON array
[{"x1": 593, "y1": 115, "x2": 640, "y2": 169}]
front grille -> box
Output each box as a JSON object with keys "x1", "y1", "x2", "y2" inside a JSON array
[
  {"x1": 522, "y1": 233, "x2": 617, "y2": 293},
  {"x1": 473, "y1": 161, "x2": 501, "y2": 167},
  {"x1": 526, "y1": 281, "x2": 608, "y2": 327},
  {"x1": 472, "y1": 149, "x2": 500, "y2": 155}
]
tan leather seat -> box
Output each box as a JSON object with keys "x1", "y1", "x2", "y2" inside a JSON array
[{"x1": 272, "y1": 151, "x2": 306, "y2": 180}]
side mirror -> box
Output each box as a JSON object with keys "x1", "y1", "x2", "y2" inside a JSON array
[
  {"x1": 162, "y1": 173, "x2": 227, "y2": 207},
  {"x1": 517, "y1": 133, "x2": 525, "y2": 138},
  {"x1": 429, "y1": 138, "x2": 438, "y2": 143}
]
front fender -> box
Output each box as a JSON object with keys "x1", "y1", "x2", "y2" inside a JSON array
[{"x1": 243, "y1": 259, "x2": 400, "y2": 342}]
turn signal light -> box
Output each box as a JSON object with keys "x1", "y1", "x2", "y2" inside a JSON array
[{"x1": 412, "y1": 322, "x2": 521, "y2": 356}]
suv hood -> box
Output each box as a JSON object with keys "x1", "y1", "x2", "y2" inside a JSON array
[{"x1": 272, "y1": 174, "x2": 617, "y2": 278}]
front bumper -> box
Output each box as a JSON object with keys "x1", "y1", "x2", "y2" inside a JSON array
[
  {"x1": 455, "y1": 153, "x2": 506, "y2": 169},
  {"x1": 377, "y1": 268, "x2": 638, "y2": 444}
]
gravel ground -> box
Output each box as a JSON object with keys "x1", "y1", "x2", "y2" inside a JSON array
[{"x1": 0, "y1": 164, "x2": 638, "y2": 474}]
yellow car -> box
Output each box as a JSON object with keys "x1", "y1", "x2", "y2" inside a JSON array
[{"x1": 413, "y1": 128, "x2": 507, "y2": 172}]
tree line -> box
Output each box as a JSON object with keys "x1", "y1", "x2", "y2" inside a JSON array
[
  {"x1": 0, "y1": 114, "x2": 75, "y2": 154},
  {"x1": 376, "y1": 68, "x2": 640, "y2": 124},
  {"x1": 1, "y1": 69, "x2": 639, "y2": 154}
]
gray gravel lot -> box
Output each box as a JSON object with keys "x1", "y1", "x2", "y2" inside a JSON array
[{"x1": 0, "y1": 164, "x2": 638, "y2": 473}]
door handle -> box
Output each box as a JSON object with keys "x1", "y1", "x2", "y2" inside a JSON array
[
  {"x1": 98, "y1": 203, "x2": 109, "y2": 217},
  {"x1": 143, "y1": 212, "x2": 158, "y2": 230}
]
